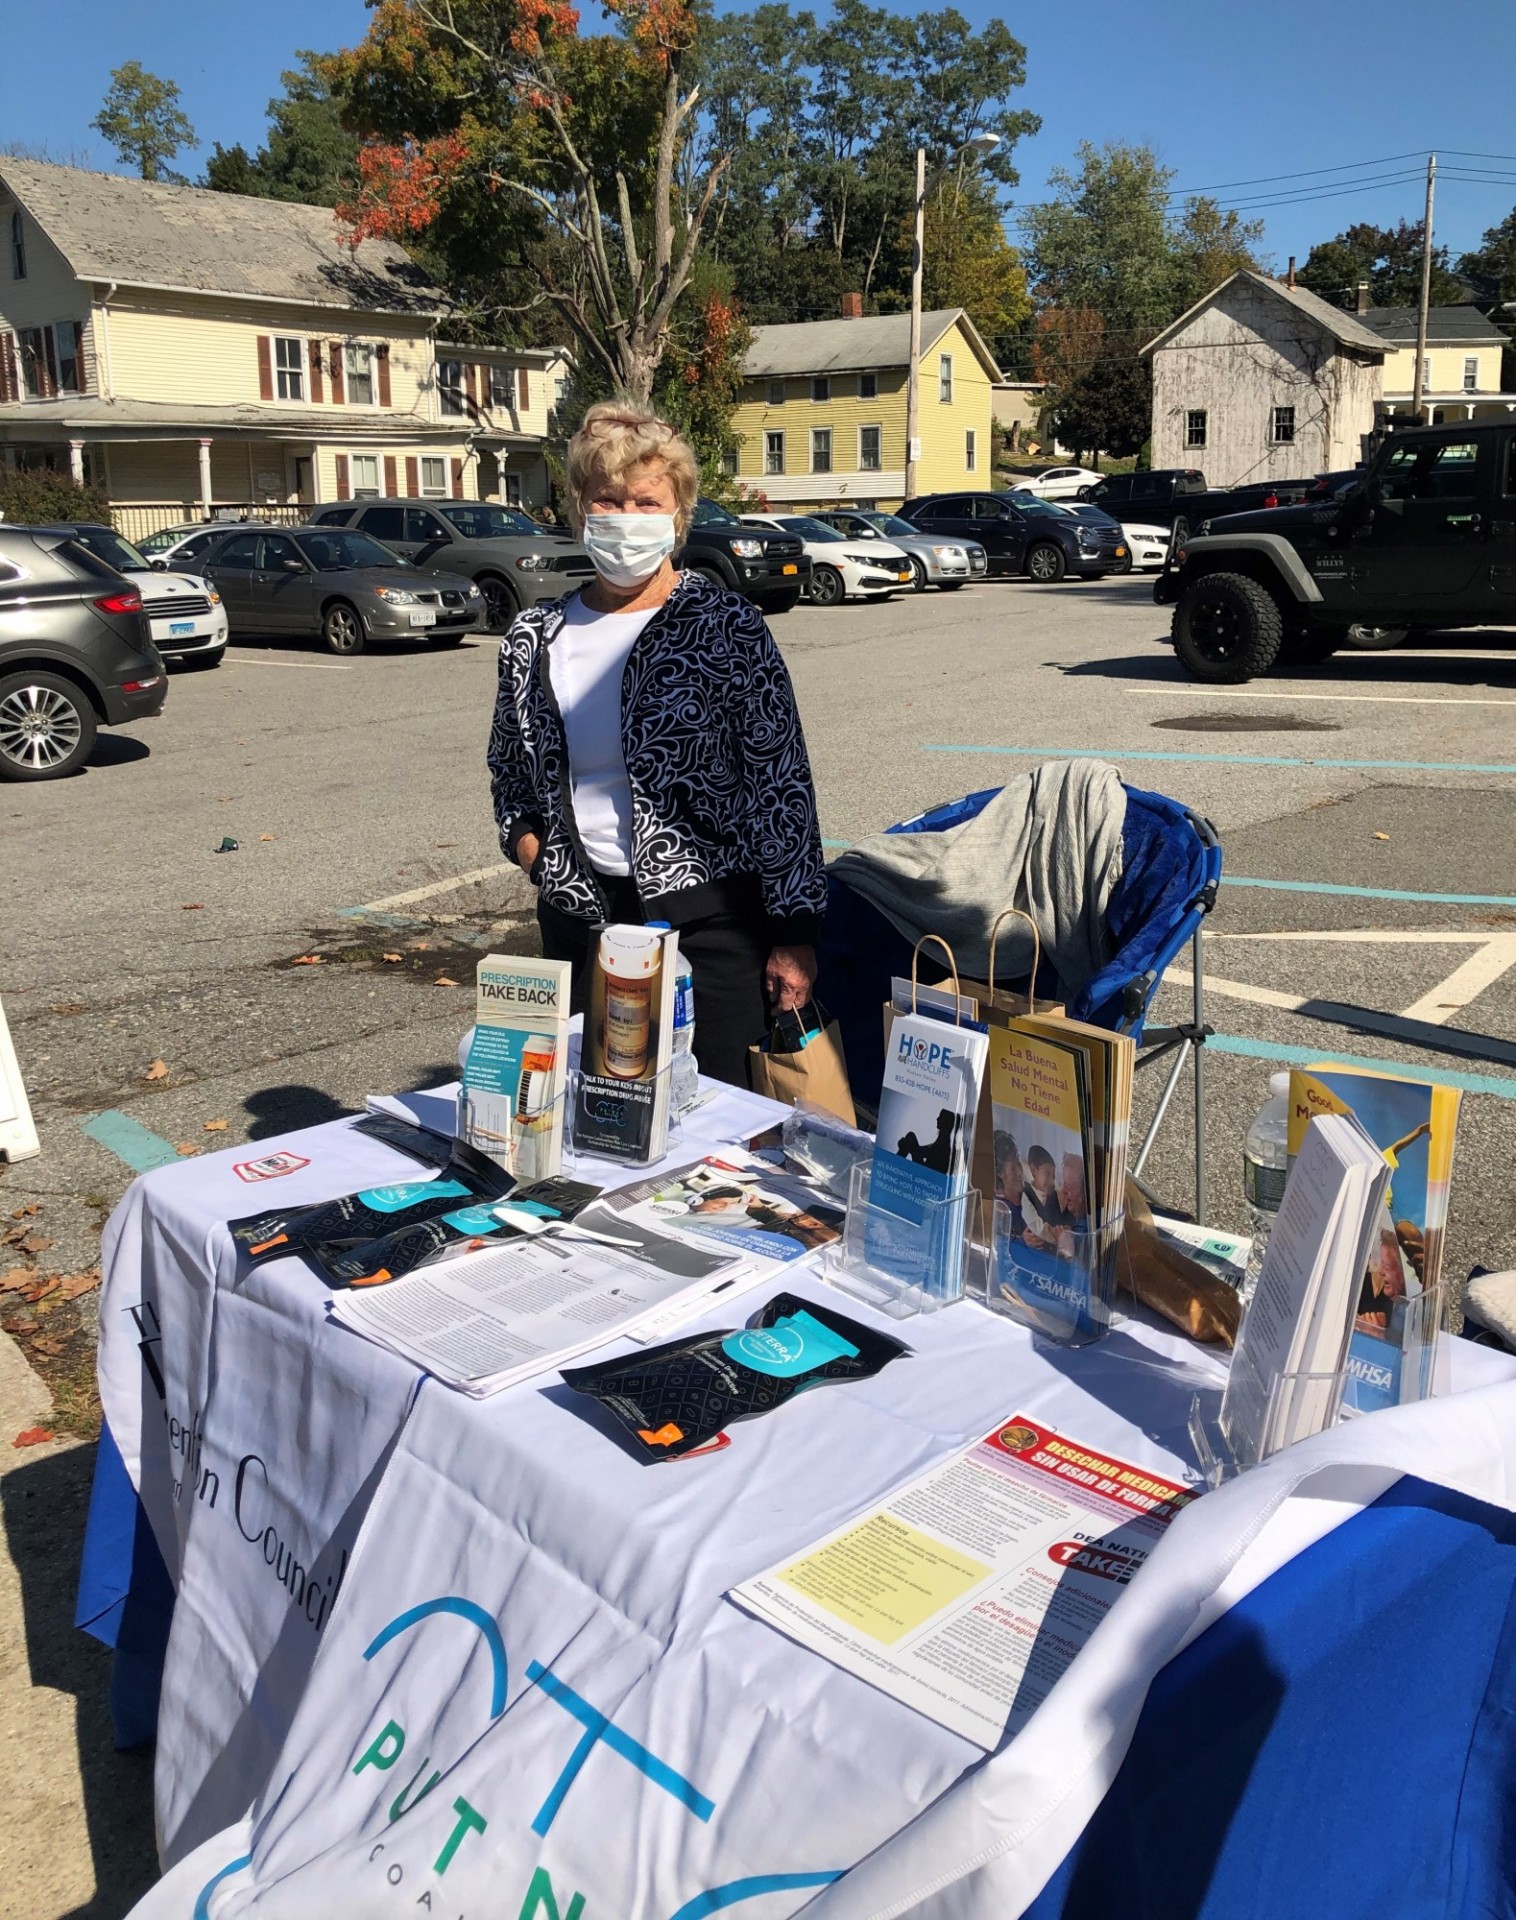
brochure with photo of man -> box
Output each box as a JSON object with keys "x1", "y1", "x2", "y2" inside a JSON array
[{"x1": 599, "y1": 1153, "x2": 846, "y2": 1267}]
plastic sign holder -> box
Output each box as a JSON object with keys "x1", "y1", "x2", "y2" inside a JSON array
[
  {"x1": 1188, "y1": 1348, "x2": 1348, "y2": 1489},
  {"x1": 980, "y1": 1199, "x2": 1125, "y2": 1347},
  {"x1": 567, "y1": 1062, "x2": 678, "y2": 1168},
  {"x1": 0, "y1": 995, "x2": 38, "y2": 1164},
  {"x1": 823, "y1": 1160, "x2": 980, "y2": 1319}
]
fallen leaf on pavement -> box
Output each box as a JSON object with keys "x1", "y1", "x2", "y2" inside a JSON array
[
  {"x1": 381, "y1": 953, "x2": 403, "y2": 964},
  {"x1": 19, "y1": 1234, "x2": 53, "y2": 1255},
  {"x1": 181, "y1": 903, "x2": 205, "y2": 911},
  {"x1": 291, "y1": 955, "x2": 323, "y2": 967},
  {"x1": 435, "y1": 842, "x2": 456, "y2": 849},
  {"x1": 9, "y1": 1206, "x2": 40, "y2": 1219},
  {"x1": 55, "y1": 1270, "x2": 100, "y2": 1300},
  {"x1": 434, "y1": 975, "x2": 460, "y2": 988},
  {"x1": 259, "y1": 833, "x2": 277, "y2": 842},
  {"x1": 203, "y1": 1119, "x2": 228, "y2": 1132},
  {"x1": 0, "y1": 1269, "x2": 35, "y2": 1293},
  {"x1": 409, "y1": 941, "x2": 430, "y2": 952},
  {"x1": 1372, "y1": 832, "x2": 1390, "y2": 841},
  {"x1": 217, "y1": 794, "x2": 233, "y2": 802},
  {"x1": 50, "y1": 1001, "x2": 85, "y2": 1014},
  {"x1": 13, "y1": 1428, "x2": 54, "y2": 1449},
  {"x1": 145, "y1": 1059, "x2": 169, "y2": 1081},
  {"x1": 176, "y1": 1144, "x2": 200, "y2": 1156},
  {"x1": 20, "y1": 1277, "x2": 58, "y2": 1303}
]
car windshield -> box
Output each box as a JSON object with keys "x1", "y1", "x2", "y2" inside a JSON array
[
  {"x1": 137, "y1": 525, "x2": 198, "y2": 555},
  {"x1": 1009, "y1": 493, "x2": 1076, "y2": 519},
  {"x1": 440, "y1": 502, "x2": 540, "y2": 539},
  {"x1": 778, "y1": 516, "x2": 845, "y2": 543},
  {"x1": 862, "y1": 513, "x2": 920, "y2": 537},
  {"x1": 294, "y1": 530, "x2": 410, "y2": 571},
  {"x1": 691, "y1": 498, "x2": 740, "y2": 528},
  {"x1": 73, "y1": 527, "x2": 150, "y2": 572}
]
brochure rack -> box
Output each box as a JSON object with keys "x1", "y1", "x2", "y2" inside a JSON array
[
  {"x1": 823, "y1": 1160, "x2": 981, "y2": 1319},
  {"x1": 979, "y1": 1199, "x2": 1125, "y2": 1347},
  {"x1": 457, "y1": 1080, "x2": 570, "y2": 1184},
  {"x1": 1189, "y1": 1346, "x2": 1347, "y2": 1487},
  {"x1": 566, "y1": 1063, "x2": 678, "y2": 1168},
  {"x1": 1340, "y1": 1279, "x2": 1449, "y2": 1417}
]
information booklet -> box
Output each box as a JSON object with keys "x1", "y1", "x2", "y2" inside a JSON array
[
  {"x1": 866, "y1": 1009, "x2": 989, "y2": 1296},
  {"x1": 600, "y1": 1153, "x2": 846, "y2": 1267},
  {"x1": 1286, "y1": 1064, "x2": 1460, "y2": 1415},
  {"x1": 732, "y1": 1412, "x2": 1193, "y2": 1748},
  {"x1": 458, "y1": 953, "x2": 572, "y2": 1181},
  {"x1": 573, "y1": 924, "x2": 681, "y2": 1163}
]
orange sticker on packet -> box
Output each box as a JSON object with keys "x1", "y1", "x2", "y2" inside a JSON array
[{"x1": 636, "y1": 1422, "x2": 685, "y2": 1447}]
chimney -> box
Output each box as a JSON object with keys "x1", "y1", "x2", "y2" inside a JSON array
[
  {"x1": 1356, "y1": 280, "x2": 1370, "y2": 314},
  {"x1": 840, "y1": 291, "x2": 863, "y2": 320},
  {"x1": 1286, "y1": 256, "x2": 1297, "y2": 290}
]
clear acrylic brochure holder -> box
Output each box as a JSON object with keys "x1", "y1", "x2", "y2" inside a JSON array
[
  {"x1": 456, "y1": 1079, "x2": 570, "y2": 1184},
  {"x1": 566, "y1": 1062, "x2": 679, "y2": 1168},
  {"x1": 978, "y1": 1198, "x2": 1125, "y2": 1347},
  {"x1": 823, "y1": 1159, "x2": 980, "y2": 1319}
]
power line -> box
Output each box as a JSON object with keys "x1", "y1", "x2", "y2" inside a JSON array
[
  {"x1": 1212, "y1": 170, "x2": 1427, "y2": 212},
  {"x1": 1172, "y1": 151, "x2": 1428, "y2": 195}
]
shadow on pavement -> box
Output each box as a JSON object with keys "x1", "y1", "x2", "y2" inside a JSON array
[
  {"x1": 1, "y1": 1444, "x2": 157, "y2": 1919},
  {"x1": 242, "y1": 1084, "x2": 359, "y2": 1139},
  {"x1": 1054, "y1": 637, "x2": 1516, "y2": 691},
  {"x1": 85, "y1": 737, "x2": 152, "y2": 771}
]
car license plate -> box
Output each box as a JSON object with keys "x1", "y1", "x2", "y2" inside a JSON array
[
  {"x1": 169, "y1": 620, "x2": 195, "y2": 635},
  {"x1": 1115, "y1": 547, "x2": 1127, "y2": 558},
  {"x1": 896, "y1": 570, "x2": 911, "y2": 581},
  {"x1": 782, "y1": 563, "x2": 798, "y2": 575},
  {"x1": 409, "y1": 610, "x2": 437, "y2": 627}
]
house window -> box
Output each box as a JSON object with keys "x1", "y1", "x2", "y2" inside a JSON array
[
  {"x1": 811, "y1": 376, "x2": 830, "y2": 403},
  {"x1": 764, "y1": 431, "x2": 785, "y2": 476},
  {"x1": 1421, "y1": 356, "x2": 1432, "y2": 393},
  {"x1": 489, "y1": 365, "x2": 513, "y2": 409},
  {"x1": 52, "y1": 322, "x2": 80, "y2": 394},
  {"x1": 9, "y1": 210, "x2": 24, "y2": 280},
  {"x1": 965, "y1": 428, "x2": 977, "y2": 471},
  {"x1": 1465, "y1": 356, "x2": 1480, "y2": 393},
  {"x1": 1271, "y1": 406, "x2": 1295, "y2": 445},
  {"x1": 420, "y1": 456, "x2": 447, "y2": 497},
  {"x1": 274, "y1": 335, "x2": 304, "y2": 401},
  {"x1": 720, "y1": 447, "x2": 739, "y2": 477},
  {"x1": 859, "y1": 372, "x2": 877, "y2": 399},
  {"x1": 344, "y1": 343, "x2": 375, "y2": 406},
  {"x1": 767, "y1": 379, "x2": 786, "y2": 406},
  {"x1": 939, "y1": 354, "x2": 953, "y2": 403},
  {"x1": 858, "y1": 425, "x2": 881, "y2": 472},
  {"x1": 811, "y1": 428, "x2": 832, "y2": 474},
  {"x1": 1185, "y1": 408, "x2": 1207, "y2": 449},
  {"x1": 504, "y1": 473, "x2": 523, "y2": 506},
  {"x1": 439, "y1": 358, "x2": 465, "y2": 416},
  {"x1": 17, "y1": 326, "x2": 51, "y2": 397},
  {"x1": 350, "y1": 453, "x2": 380, "y2": 497}
]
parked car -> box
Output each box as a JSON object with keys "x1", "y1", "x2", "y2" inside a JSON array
[
  {"x1": 739, "y1": 513, "x2": 912, "y2": 605},
  {"x1": 36, "y1": 523, "x2": 228, "y2": 669},
  {"x1": 1162, "y1": 478, "x2": 1317, "y2": 551},
  {"x1": 136, "y1": 521, "x2": 214, "y2": 557},
  {"x1": 1076, "y1": 469, "x2": 1208, "y2": 525},
  {"x1": 0, "y1": 525, "x2": 165, "y2": 781},
  {"x1": 809, "y1": 508, "x2": 986, "y2": 591},
  {"x1": 899, "y1": 491, "x2": 1126, "y2": 582},
  {"x1": 140, "y1": 523, "x2": 249, "y2": 572},
  {"x1": 1155, "y1": 422, "x2": 1516, "y2": 680},
  {"x1": 1010, "y1": 464, "x2": 1104, "y2": 501},
  {"x1": 1116, "y1": 522, "x2": 1171, "y2": 572},
  {"x1": 309, "y1": 498, "x2": 592, "y2": 628},
  {"x1": 678, "y1": 498, "x2": 811, "y2": 613},
  {"x1": 198, "y1": 525, "x2": 483, "y2": 655}
]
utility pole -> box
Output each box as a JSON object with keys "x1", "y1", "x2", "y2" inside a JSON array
[
  {"x1": 904, "y1": 144, "x2": 926, "y2": 502},
  {"x1": 1414, "y1": 153, "x2": 1437, "y2": 425}
]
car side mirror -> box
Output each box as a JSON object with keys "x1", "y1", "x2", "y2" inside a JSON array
[
  {"x1": 149, "y1": 557, "x2": 168, "y2": 571},
  {"x1": 279, "y1": 556, "x2": 306, "y2": 573}
]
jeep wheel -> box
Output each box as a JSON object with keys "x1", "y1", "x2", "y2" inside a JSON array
[{"x1": 1172, "y1": 571, "x2": 1285, "y2": 682}]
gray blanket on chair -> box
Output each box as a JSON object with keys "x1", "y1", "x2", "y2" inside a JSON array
[{"x1": 830, "y1": 759, "x2": 1127, "y2": 996}]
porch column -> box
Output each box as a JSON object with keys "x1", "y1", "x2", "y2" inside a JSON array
[
  {"x1": 197, "y1": 438, "x2": 213, "y2": 519},
  {"x1": 68, "y1": 438, "x2": 85, "y2": 485}
]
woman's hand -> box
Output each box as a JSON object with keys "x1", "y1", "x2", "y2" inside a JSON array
[
  {"x1": 514, "y1": 832, "x2": 541, "y2": 879},
  {"x1": 764, "y1": 944, "x2": 817, "y2": 1012}
]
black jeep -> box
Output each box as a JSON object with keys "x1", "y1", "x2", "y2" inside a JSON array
[{"x1": 1155, "y1": 423, "x2": 1516, "y2": 681}]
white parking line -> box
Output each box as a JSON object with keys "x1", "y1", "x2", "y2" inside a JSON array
[
  {"x1": 1165, "y1": 965, "x2": 1304, "y2": 1012},
  {"x1": 225, "y1": 654, "x2": 357, "y2": 672},
  {"x1": 1129, "y1": 687, "x2": 1516, "y2": 708},
  {"x1": 1202, "y1": 929, "x2": 1516, "y2": 1027},
  {"x1": 1399, "y1": 938, "x2": 1516, "y2": 1025},
  {"x1": 358, "y1": 863, "x2": 515, "y2": 913}
]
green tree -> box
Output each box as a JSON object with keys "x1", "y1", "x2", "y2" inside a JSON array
[
  {"x1": 1296, "y1": 219, "x2": 1464, "y2": 310},
  {"x1": 1458, "y1": 207, "x2": 1516, "y2": 309},
  {"x1": 1051, "y1": 356, "x2": 1150, "y2": 463},
  {"x1": 0, "y1": 469, "x2": 110, "y2": 525},
  {"x1": 91, "y1": 61, "x2": 196, "y2": 182},
  {"x1": 1021, "y1": 142, "x2": 1181, "y2": 347},
  {"x1": 204, "y1": 52, "x2": 357, "y2": 206},
  {"x1": 915, "y1": 170, "x2": 1030, "y2": 351},
  {"x1": 1171, "y1": 195, "x2": 1268, "y2": 312}
]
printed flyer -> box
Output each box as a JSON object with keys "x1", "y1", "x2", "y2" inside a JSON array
[{"x1": 732, "y1": 1413, "x2": 1193, "y2": 1748}]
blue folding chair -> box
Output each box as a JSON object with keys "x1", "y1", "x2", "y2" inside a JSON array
[{"x1": 817, "y1": 780, "x2": 1223, "y2": 1217}]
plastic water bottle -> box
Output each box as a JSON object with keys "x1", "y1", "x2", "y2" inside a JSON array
[
  {"x1": 1239, "y1": 1072, "x2": 1291, "y2": 1304},
  {"x1": 670, "y1": 954, "x2": 698, "y2": 1115}
]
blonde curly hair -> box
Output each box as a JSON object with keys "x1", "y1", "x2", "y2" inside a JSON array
[{"x1": 565, "y1": 401, "x2": 700, "y2": 539}]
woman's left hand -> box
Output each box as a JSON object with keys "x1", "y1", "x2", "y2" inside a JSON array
[{"x1": 765, "y1": 944, "x2": 817, "y2": 1012}]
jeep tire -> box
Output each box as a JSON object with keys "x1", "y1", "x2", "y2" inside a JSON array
[{"x1": 1172, "y1": 571, "x2": 1285, "y2": 682}]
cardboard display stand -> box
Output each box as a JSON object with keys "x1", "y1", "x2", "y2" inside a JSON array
[{"x1": 0, "y1": 995, "x2": 39, "y2": 1163}]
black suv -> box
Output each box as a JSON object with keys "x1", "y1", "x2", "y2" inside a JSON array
[
  {"x1": 899, "y1": 491, "x2": 1126, "y2": 582},
  {"x1": 679, "y1": 499, "x2": 810, "y2": 612},
  {"x1": 1156, "y1": 422, "x2": 1516, "y2": 681},
  {"x1": 1078, "y1": 468, "x2": 1208, "y2": 525},
  {"x1": 0, "y1": 527, "x2": 165, "y2": 780},
  {"x1": 310, "y1": 498, "x2": 592, "y2": 628}
]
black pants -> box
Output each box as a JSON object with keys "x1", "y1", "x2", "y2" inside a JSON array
[{"x1": 537, "y1": 876, "x2": 770, "y2": 1089}]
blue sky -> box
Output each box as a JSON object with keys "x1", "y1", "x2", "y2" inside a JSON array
[{"x1": 4, "y1": 0, "x2": 1515, "y2": 265}]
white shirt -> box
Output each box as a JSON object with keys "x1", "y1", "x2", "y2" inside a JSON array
[{"x1": 546, "y1": 593, "x2": 656, "y2": 877}]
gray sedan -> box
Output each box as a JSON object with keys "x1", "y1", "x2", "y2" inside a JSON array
[
  {"x1": 200, "y1": 526, "x2": 484, "y2": 655},
  {"x1": 810, "y1": 508, "x2": 988, "y2": 592}
]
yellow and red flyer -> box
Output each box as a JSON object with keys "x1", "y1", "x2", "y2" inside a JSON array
[{"x1": 732, "y1": 1413, "x2": 1194, "y2": 1748}]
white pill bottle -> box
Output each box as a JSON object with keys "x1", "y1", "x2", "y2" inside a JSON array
[{"x1": 598, "y1": 925, "x2": 664, "y2": 1080}]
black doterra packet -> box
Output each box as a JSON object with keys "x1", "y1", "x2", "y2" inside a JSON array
[
  {"x1": 561, "y1": 1292, "x2": 908, "y2": 1460},
  {"x1": 313, "y1": 1176, "x2": 604, "y2": 1290},
  {"x1": 352, "y1": 1110, "x2": 459, "y2": 1168}
]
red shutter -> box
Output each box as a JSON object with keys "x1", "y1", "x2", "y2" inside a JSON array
[
  {"x1": 335, "y1": 453, "x2": 350, "y2": 498},
  {"x1": 308, "y1": 341, "x2": 324, "y2": 404},
  {"x1": 0, "y1": 333, "x2": 15, "y2": 404},
  {"x1": 464, "y1": 362, "x2": 478, "y2": 409},
  {"x1": 405, "y1": 456, "x2": 419, "y2": 494},
  {"x1": 375, "y1": 343, "x2": 392, "y2": 408},
  {"x1": 256, "y1": 335, "x2": 274, "y2": 401},
  {"x1": 383, "y1": 454, "x2": 398, "y2": 495},
  {"x1": 329, "y1": 344, "x2": 345, "y2": 405},
  {"x1": 72, "y1": 322, "x2": 85, "y2": 393},
  {"x1": 517, "y1": 366, "x2": 530, "y2": 411},
  {"x1": 450, "y1": 458, "x2": 465, "y2": 500}
]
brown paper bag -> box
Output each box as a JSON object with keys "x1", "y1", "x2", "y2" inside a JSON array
[
  {"x1": 1119, "y1": 1178, "x2": 1240, "y2": 1346},
  {"x1": 749, "y1": 1010, "x2": 857, "y2": 1126},
  {"x1": 957, "y1": 911, "x2": 1065, "y2": 1207}
]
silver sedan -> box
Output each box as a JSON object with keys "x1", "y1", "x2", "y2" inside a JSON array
[{"x1": 810, "y1": 509, "x2": 987, "y2": 592}]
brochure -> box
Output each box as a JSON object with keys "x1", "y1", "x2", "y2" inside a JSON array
[
  {"x1": 732, "y1": 1411, "x2": 1194, "y2": 1748},
  {"x1": 574, "y1": 924, "x2": 680, "y2": 1163},
  {"x1": 599, "y1": 1154, "x2": 845, "y2": 1266},
  {"x1": 458, "y1": 953, "x2": 573, "y2": 1181},
  {"x1": 986, "y1": 1021, "x2": 1093, "y2": 1335}
]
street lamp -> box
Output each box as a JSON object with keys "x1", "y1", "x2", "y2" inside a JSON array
[{"x1": 904, "y1": 131, "x2": 1000, "y2": 502}]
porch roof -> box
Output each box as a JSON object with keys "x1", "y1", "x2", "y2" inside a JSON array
[{"x1": 0, "y1": 398, "x2": 476, "y2": 443}]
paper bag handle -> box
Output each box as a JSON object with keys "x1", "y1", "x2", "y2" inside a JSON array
[
  {"x1": 910, "y1": 934, "x2": 963, "y2": 1023},
  {"x1": 986, "y1": 907, "x2": 1042, "y2": 1001}
]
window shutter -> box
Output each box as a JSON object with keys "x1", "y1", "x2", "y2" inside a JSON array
[
  {"x1": 0, "y1": 333, "x2": 15, "y2": 404},
  {"x1": 450, "y1": 457, "x2": 465, "y2": 499},
  {"x1": 518, "y1": 366, "x2": 530, "y2": 411},
  {"x1": 72, "y1": 322, "x2": 86, "y2": 392},
  {"x1": 405, "y1": 456, "x2": 419, "y2": 494},
  {"x1": 335, "y1": 453, "x2": 350, "y2": 498},
  {"x1": 329, "y1": 344, "x2": 345, "y2": 405},
  {"x1": 376, "y1": 343, "x2": 392, "y2": 407},
  {"x1": 383, "y1": 454, "x2": 398, "y2": 495},
  {"x1": 256, "y1": 335, "x2": 274, "y2": 402},
  {"x1": 308, "y1": 341, "x2": 325, "y2": 404},
  {"x1": 464, "y1": 362, "x2": 478, "y2": 409}
]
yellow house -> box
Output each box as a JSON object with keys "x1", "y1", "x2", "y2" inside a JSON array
[
  {"x1": 734, "y1": 306, "x2": 1001, "y2": 509},
  {"x1": 1359, "y1": 302, "x2": 1516, "y2": 427},
  {"x1": 0, "y1": 160, "x2": 567, "y2": 539},
  {"x1": 433, "y1": 340, "x2": 572, "y2": 509}
]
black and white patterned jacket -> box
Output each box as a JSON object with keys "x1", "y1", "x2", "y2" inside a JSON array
[{"x1": 487, "y1": 572, "x2": 826, "y2": 946}]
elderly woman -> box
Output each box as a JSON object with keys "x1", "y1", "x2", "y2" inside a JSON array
[{"x1": 486, "y1": 401, "x2": 826, "y2": 1086}]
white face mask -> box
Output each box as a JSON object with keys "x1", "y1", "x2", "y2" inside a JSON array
[{"x1": 581, "y1": 513, "x2": 677, "y2": 589}]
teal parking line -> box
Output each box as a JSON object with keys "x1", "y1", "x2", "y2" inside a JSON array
[
  {"x1": 922, "y1": 746, "x2": 1516, "y2": 775},
  {"x1": 1227, "y1": 876, "x2": 1516, "y2": 908},
  {"x1": 82, "y1": 1110, "x2": 184, "y2": 1173},
  {"x1": 1204, "y1": 1033, "x2": 1516, "y2": 1101},
  {"x1": 820, "y1": 838, "x2": 851, "y2": 850}
]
